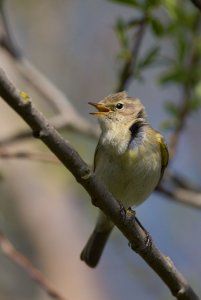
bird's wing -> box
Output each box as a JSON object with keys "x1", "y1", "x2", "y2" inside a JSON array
[{"x1": 156, "y1": 132, "x2": 169, "y2": 182}]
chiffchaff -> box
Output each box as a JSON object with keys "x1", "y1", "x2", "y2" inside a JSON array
[{"x1": 80, "y1": 91, "x2": 168, "y2": 268}]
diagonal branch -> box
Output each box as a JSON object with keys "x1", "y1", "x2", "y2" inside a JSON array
[
  {"x1": 0, "y1": 68, "x2": 199, "y2": 300},
  {"x1": 168, "y1": 172, "x2": 201, "y2": 193},
  {"x1": 0, "y1": 230, "x2": 67, "y2": 300},
  {"x1": 157, "y1": 185, "x2": 201, "y2": 209},
  {"x1": 156, "y1": 170, "x2": 201, "y2": 209},
  {"x1": 156, "y1": 171, "x2": 201, "y2": 209}
]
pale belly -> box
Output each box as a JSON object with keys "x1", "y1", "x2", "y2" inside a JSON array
[{"x1": 95, "y1": 148, "x2": 161, "y2": 208}]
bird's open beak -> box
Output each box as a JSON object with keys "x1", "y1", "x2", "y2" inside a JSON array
[{"x1": 88, "y1": 102, "x2": 110, "y2": 116}]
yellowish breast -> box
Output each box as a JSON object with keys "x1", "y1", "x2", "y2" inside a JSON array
[{"x1": 95, "y1": 139, "x2": 161, "y2": 208}]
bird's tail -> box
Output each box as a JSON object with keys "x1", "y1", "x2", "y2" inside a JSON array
[{"x1": 80, "y1": 227, "x2": 113, "y2": 268}]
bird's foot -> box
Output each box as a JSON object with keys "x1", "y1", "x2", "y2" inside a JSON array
[
  {"x1": 126, "y1": 207, "x2": 152, "y2": 252},
  {"x1": 134, "y1": 216, "x2": 152, "y2": 250},
  {"x1": 119, "y1": 202, "x2": 126, "y2": 220}
]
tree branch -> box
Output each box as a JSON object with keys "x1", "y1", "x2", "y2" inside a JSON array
[
  {"x1": 168, "y1": 172, "x2": 201, "y2": 193},
  {"x1": 0, "y1": 68, "x2": 199, "y2": 300},
  {"x1": 157, "y1": 185, "x2": 201, "y2": 209},
  {"x1": 157, "y1": 171, "x2": 201, "y2": 209},
  {"x1": 0, "y1": 230, "x2": 67, "y2": 300}
]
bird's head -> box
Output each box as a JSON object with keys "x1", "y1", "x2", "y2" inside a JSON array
[{"x1": 88, "y1": 91, "x2": 147, "y2": 132}]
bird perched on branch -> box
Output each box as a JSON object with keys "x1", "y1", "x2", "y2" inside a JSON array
[{"x1": 80, "y1": 91, "x2": 168, "y2": 268}]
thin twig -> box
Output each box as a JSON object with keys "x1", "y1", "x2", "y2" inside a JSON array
[
  {"x1": 0, "y1": 129, "x2": 36, "y2": 146},
  {"x1": 115, "y1": 16, "x2": 147, "y2": 92},
  {"x1": 0, "y1": 68, "x2": 199, "y2": 300},
  {"x1": 157, "y1": 171, "x2": 201, "y2": 209},
  {"x1": 0, "y1": 149, "x2": 59, "y2": 163},
  {"x1": 0, "y1": 230, "x2": 67, "y2": 300},
  {"x1": 157, "y1": 185, "x2": 201, "y2": 209},
  {"x1": 167, "y1": 172, "x2": 201, "y2": 193},
  {"x1": 0, "y1": 113, "x2": 99, "y2": 147},
  {"x1": 126, "y1": 17, "x2": 148, "y2": 29}
]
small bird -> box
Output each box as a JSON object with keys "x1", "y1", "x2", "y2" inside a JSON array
[{"x1": 80, "y1": 91, "x2": 168, "y2": 268}]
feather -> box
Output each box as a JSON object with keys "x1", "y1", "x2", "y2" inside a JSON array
[{"x1": 156, "y1": 132, "x2": 169, "y2": 181}]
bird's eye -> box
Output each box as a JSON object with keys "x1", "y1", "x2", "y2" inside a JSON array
[{"x1": 115, "y1": 103, "x2": 124, "y2": 109}]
